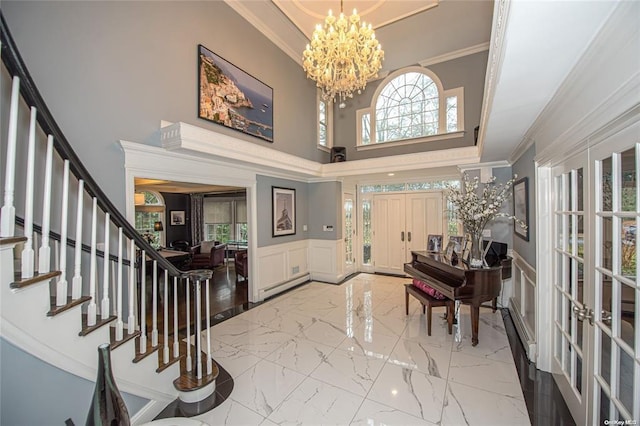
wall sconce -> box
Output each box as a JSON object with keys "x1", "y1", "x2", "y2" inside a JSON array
[
  {"x1": 154, "y1": 221, "x2": 164, "y2": 232},
  {"x1": 134, "y1": 193, "x2": 145, "y2": 205}
]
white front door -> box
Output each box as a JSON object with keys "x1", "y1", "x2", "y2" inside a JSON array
[
  {"x1": 550, "y1": 123, "x2": 640, "y2": 425},
  {"x1": 373, "y1": 192, "x2": 444, "y2": 274}
]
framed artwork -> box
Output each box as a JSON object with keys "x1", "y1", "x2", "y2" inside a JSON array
[
  {"x1": 427, "y1": 234, "x2": 443, "y2": 252},
  {"x1": 170, "y1": 211, "x2": 185, "y2": 226},
  {"x1": 272, "y1": 187, "x2": 295, "y2": 237},
  {"x1": 198, "y1": 44, "x2": 274, "y2": 142},
  {"x1": 445, "y1": 241, "x2": 456, "y2": 259},
  {"x1": 449, "y1": 235, "x2": 464, "y2": 253},
  {"x1": 513, "y1": 177, "x2": 530, "y2": 241}
]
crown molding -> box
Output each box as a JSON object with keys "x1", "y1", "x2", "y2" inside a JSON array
[
  {"x1": 159, "y1": 121, "x2": 480, "y2": 181},
  {"x1": 458, "y1": 160, "x2": 511, "y2": 172},
  {"x1": 418, "y1": 42, "x2": 490, "y2": 68}
]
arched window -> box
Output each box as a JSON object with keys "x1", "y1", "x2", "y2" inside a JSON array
[
  {"x1": 357, "y1": 66, "x2": 464, "y2": 148},
  {"x1": 134, "y1": 190, "x2": 165, "y2": 248}
]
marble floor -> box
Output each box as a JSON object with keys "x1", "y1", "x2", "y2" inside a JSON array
[{"x1": 190, "y1": 273, "x2": 531, "y2": 425}]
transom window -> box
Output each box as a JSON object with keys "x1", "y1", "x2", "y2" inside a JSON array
[{"x1": 357, "y1": 66, "x2": 464, "y2": 148}]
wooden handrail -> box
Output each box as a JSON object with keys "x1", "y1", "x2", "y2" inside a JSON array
[{"x1": 1, "y1": 13, "x2": 188, "y2": 278}]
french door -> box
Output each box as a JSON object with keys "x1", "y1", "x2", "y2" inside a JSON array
[{"x1": 551, "y1": 125, "x2": 639, "y2": 424}]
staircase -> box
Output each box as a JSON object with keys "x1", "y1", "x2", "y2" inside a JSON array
[{"x1": 0, "y1": 13, "x2": 218, "y2": 422}]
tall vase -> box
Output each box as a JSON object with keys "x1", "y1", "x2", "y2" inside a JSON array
[
  {"x1": 469, "y1": 231, "x2": 484, "y2": 268},
  {"x1": 86, "y1": 344, "x2": 130, "y2": 426}
]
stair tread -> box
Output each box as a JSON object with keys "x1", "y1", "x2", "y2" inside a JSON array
[
  {"x1": 173, "y1": 358, "x2": 219, "y2": 392},
  {"x1": 110, "y1": 327, "x2": 141, "y2": 350},
  {"x1": 47, "y1": 295, "x2": 92, "y2": 316},
  {"x1": 79, "y1": 313, "x2": 117, "y2": 336},
  {"x1": 11, "y1": 270, "x2": 61, "y2": 289},
  {"x1": 133, "y1": 336, "x2": 161, "y2": 363}
]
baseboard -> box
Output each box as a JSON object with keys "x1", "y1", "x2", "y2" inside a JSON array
[
  {"x1": 509, "y1": 298, "x2": 537, "y2": 362},
  {"x1": 259, "y1": 274, "x2": 310, "y2": 299},
  {"x1": 131, "y1": 399, "x2": 171, "y2": 425}
]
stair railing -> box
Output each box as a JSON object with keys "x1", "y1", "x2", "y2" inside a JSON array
[{"x1": 0, "y1": 12, "x2": 215, "y2": 384}]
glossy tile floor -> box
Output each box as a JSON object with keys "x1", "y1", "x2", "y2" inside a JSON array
[{"x1": 191, "y1": 273, "x2": 534, "y2": 425}]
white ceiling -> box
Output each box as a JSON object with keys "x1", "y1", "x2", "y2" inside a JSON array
[{"x1": 224, "y1": 0, "x2": 619, "y2": 165}]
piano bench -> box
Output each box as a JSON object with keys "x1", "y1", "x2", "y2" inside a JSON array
[{"x1": 405, "y1": 284, "x2": 454, "y2": 336}]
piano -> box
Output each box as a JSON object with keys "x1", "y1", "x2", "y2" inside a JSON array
[{"x1": 404, "y1": 251, "x2": 502, "y2": 346}]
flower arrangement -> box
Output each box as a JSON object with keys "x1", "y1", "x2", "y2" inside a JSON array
[{"x1": 446, "y1": 173, "x2": 527, "y2": 266}]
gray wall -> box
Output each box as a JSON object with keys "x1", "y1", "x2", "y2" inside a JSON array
[
  {"x1": 0, "y1": 338, "x2": 148, "y2": 425},
  {"x1": 308, "y1": 181, "x2": 342, "y2": 240},
  {"x1": 333, "y1": 51, "x2": 488, "y2": 160},
  {"x1": 2, "y1": 1, "x2": 321, "y2": 212},
  {"x1": 511, "y1": 144, "x2": 537, "y2": 265}
]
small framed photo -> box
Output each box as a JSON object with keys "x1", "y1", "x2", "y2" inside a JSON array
[
  {"x1": 449, "y1": 235, "x2": 464, "y2": 253},
  {"x1": 273, "y1": 186, "x2": 296, "y2": 237},
  {"x1": 445, "y1": 241, "x2": 456, "y2": 259},
  {"x1": 427, "y1": 234, "x2": 443, "y2": 252},
  {"x1": 170, "y1": 210, "x2": 185, "y2": 226}
]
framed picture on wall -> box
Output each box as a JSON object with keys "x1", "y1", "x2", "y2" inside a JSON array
[
  {"x1": 513, "y1": 177, "x2": 530, "y2": 241},
  {"x1": 272, "y1": 187, "x2": 296, "y2": 237},
  {"x1": 198, "y1": 44, "x2": 274, "y2": 142},
  {"x1": 170, "y1": 210, "x2": 185, "y2": 226}
]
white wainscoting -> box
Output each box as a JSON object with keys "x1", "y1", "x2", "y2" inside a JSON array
[
  {"x1": 254, "y1": 240, "x2": 310, "y2": 300},
  {"x1": 308, "y1": 239, "x2": 344, "y2": 284},
  {"x1": 508, "y1": 250, "x2": 537, "y2": 362}
]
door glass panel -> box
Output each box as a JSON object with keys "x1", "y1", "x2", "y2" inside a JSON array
[
  {"x1": 600, "y1": 387, "x2": 611, "y2": 425},
  {"x1": 556, "y1": 214, "x2": 563, "y2": 248},
  {"x1": 618, "y1": 348, "x2": 634, "y2": 414},
  {"x1": 564, "y1": 342, "x2": 571, "y2": 374},
  {"x1": 621, "y1": 218, "x2": 636, "y2": 277},
  {"x1": 619, "y1": 282, "x2": 635, "y2": 348},
  {"x1": 577, "y1": 168, "x2": 584, "y2": 211},
  {"x1": 576, "y1": 354, "x2": 582, "y2": 395},
  {"x1": 568, "y1": 215, "x2": 574, "y2": 254},
  {"x1": 555, "y1": 326, "x2": 562, "y2": 361},
  {"x1": 577, "y1": 313, "x2": 583, "y2": 350},
  {"x1": 577, "y1": 215, "x2": 584, "y2": 258},
  {"x1": 577, "y1": 261, "x2": 584, "y2": 305},
  {"x1": 569, "y1": 257, "x2": 574, "y2": 296},
  {"x1": 620, "y1": 148, "x2": 636, "y2": 211},
  {"x1": 362, "y1": 200, "x2": 371, "y2": 265},
  {"x1": 602, "y1": 157, "x2": 613, "y2": 211},
  {"x1": 600, "y1": 330, "x2": 611, "y2": 388},
  {"x1": 603, "y1": 216, "x2": 613, "y2": 270},
  {"x1": 601, "y1": 275, "x2": 612, "y2": 330},
  {"x1": 556, "y1": 175, "x2": 563, "y2": 210},
  {"x1": 344, "y1": 198, "x2": 354, "y2": 264},
  {"x1": 567, "y1": 173, "x2": 573, "y2": 210}
]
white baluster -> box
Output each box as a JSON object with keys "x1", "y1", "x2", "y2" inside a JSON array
[
  {"x1": 53, "y1": 240, "x2": 59, "y2": 273},
  {"x1": 56, "y1": 161, "x2": 70, "y2": 307},
  {"x1": 101, "y1": 213, "x2": 110, "y2": 319},
  {"x1": 33, "y1": 232, "x2": 39, "y2": 269},
  {"x1": 139, "y1": 250, "x2": 147, "y2": 354},
  {"x1": 1, "y1": 77, "x2": 20, "y2": 237},
  {"x1": 115, "y1": 228, "x2": 124, "y2": 341},
  {"x1": 38, "y1": 135, "x2": 53, "y2": 273},
  {"x1": 21, "y1": 107, "x2": 37, "y2": 278},
  {"x1": 71, "y1": 180, "x2": 84, "y2": 299},
  {"x1": 196, "y1": 278, "x2": 202, "y2": 380},
  {"x1": 163, "y1": 269, "x2": 169, "y2": 364},
  {"x1": 128, "y1": 239, "x2": 136, "y2": 335},
  {"x1": 151, "y1": 261, "x2": 158, "y2": 347},
  {"x1": 86, "y1": 197, "x2": 97, "y2": 325},
  {"x1": 185, "y1": 278, "x2": 192, "y2": 372},
  {"x1": 205, "y1": 278, "x2": 212, "y2": 375},
  {"x1": 173, "y1": 277, "x2": 179, "y2": 358}
]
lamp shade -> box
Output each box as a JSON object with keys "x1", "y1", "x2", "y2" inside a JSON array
[{"x1": 154, "y1": 221, "x2": 164, "y2": 232}]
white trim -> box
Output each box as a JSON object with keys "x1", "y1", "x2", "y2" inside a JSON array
[
  {"x1": 458, "y1": 160, "x2": 511, "y2": 171},
  {"x1": 130, "y1": 400, "x2": 168, "y2": 425},
  {"x1": 355, "y1": 131, "x2": 465, "y2": 151},
  {"x1": 309, "y1": 238, "x2": 344, "y2": 284},
  {"x1": 418, "y1": 42, "x2": 491, "y2": 68},
  {"x1": 508, "y1": 250, "x2": 538, "y2": 362}
]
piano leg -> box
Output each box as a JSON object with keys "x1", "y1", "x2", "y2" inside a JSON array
[
  {"x1": 471, "y1": 304, "x2": 480, "y2": 346},
  {"x1": 446, "y1": 301, "x2": 454, "y2": 334}
]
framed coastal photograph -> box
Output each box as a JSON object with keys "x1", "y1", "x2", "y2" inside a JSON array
[
  {"x1": 170, "y1": 211, "x2": 185, "y2": 226},
  {"x1": 427, "y1": 234, "x2": 443, "y2": 252},
  {"x1": 198, "y1": 44, "x2": 274, "y2": 142},
  {"x1": 513, "y1": 177, "x2": 530, "y2": 241},
  {"x1": 272, "y1": 187, "x2": 295, "y2": 237}
]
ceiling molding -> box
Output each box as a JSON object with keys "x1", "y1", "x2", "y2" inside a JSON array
[
  {"x1": 458, "y1": 160, "x2": 511, "y2": 172},
  {"x1": 418, "y1": 42, "x2": 490, "y2": 68},
  {"x1": 476, "y1": 0, "x2": 511, "y2": 161},
  {"x1": 223, "y1": 0, "x2": 305, "y2": 65}
]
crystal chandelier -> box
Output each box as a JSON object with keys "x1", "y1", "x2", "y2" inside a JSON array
[{"x1": 302, "y1": 0, "x2": 384, "y2": 105}]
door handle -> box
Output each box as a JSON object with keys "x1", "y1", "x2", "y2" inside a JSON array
[
  {"x1": 408, "y1": 232, "x2": 412, "y2": 242},
  {"x1": 401, "y1": 231, "x2": 405, "y2": 242},
  {"x1": 601, "y1": 310, "x2": 612, "y2": 326},
  {"x1": 572, "y1": 305, "x2": 594, "y2": 326}
]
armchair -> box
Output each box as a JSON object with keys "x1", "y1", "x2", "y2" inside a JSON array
[
  {"x1": 234, "y1": 249, "x2": 248, "y2": 283},
  {"x1": 189, "y1": 240, "x2": 226, "y2": 270}
]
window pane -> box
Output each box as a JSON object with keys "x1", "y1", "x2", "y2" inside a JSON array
[
  {"x1": 319, "y1": 100, "x2": 327, "y2": 146},
  {"x1": 602, "y1": 157, "x2": 613, "y2": 211},
  {"x1": 622, "y1": 218, "x2": 636, "y2": 277},
  {"x1": 204, "y1": 200, "x2": 231, "y2": 223},
  {"x1": 620, "y1": 148, "x2": 636, "y2": 211},
  {"x1": 603, "y1": 216, "x2": 613, "y2": 270},
  {"x1": 446, "y1": 96, "x2": 457, "y2": 132},
  {"x1": 361, "y1": 113, "x2": 371, "y2": 145},
  {"x1": 362, "y1": 200, "x2": 372, "y2": 265}
]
